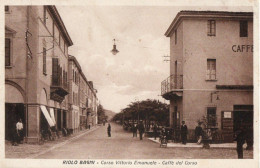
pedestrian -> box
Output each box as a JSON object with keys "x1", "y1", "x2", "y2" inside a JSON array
[
  {"x1": 245, "y1": 126, "x2": 253, "y2": 150},
  {"x1": 132, "y1": 124, "x2": 137, "y2": 137},
  {"x1": 12, "y1": 121, "x2": 18, "y2": 146},
  {"x1": 107, "y1": 123, "x2": 111, "y2": 137},
  {"x1": 16, "y1": 118, "x2": 24, "y2": 144},
  {"x1": 138, "y1": 121, "x2": 145, "y2": 140},
  {"x1": 180, "y1": 121, "x2": 188, "y2": 144},
  {"x1": 235, "y1": 122, "x2": 246, "y2": 159},
  {"x1": 153, "y1": 123, "x2": 158, "y2": 140},
  {"x1": 195, "y1": 122, "x2": 203, "y2": 144}
]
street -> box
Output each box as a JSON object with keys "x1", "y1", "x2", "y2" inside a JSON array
[{"x1": 34, "y1": 122, "x2": 253, "y2": 159}]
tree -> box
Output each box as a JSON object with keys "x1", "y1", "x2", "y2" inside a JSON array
[
  {"x1": 97, "y1": 104, "x2": 108, "y2": 124},
  {"x1": 112, "y1": 99, "x2": 169, "y2": 128}
]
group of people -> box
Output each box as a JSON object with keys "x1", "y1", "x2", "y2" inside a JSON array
[
  {"x1": 132, "y1": 122, "x2": 145, "y2": 140},
  {"x1": 12, "y1": 119, "x2": 24, "y2": 146}
]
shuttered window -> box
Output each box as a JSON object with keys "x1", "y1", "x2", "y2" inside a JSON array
[
  {"x1": 175, "y1": 30, "x2": 177, "y2": 44},
  {"x1": 240, "y1": 21, "x2": 248, "y2": 37},
  {"x1": 5, "y1": 38, "x2": 11, "y2": 66},
  {"x1": 52, "y1": 58, "x2": 59, "y2": 85},
  {"x1": 5, "y1": 6, "x2": 9, "y2": 12},
  {"x1": 43, "y1": 48, "x2": 46, "y2": 74},
  {"x1": 207, "y1": 20, "x2": 216, "y2": 36},
  {"x1": 206, "y1": 59, "x2": 216, "y2": 80},
  {"x1": 207, "y1": 107, "x2": 217, "y2": 127}
]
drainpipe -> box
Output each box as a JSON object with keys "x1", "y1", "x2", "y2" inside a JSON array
[{"x1": 25, "y1": 6, "x2": 29, "y2": 139}]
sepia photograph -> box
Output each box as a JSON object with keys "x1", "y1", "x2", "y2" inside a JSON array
[{"x1": 1, "y1": 0, "x2": 259, "y2": 167}]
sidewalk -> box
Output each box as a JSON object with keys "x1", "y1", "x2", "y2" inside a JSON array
[
  {"x1": 148, "y1": 138, "x2": 248, "y2": 149},
  {"x1": 5, "y1": 126, "x2": 100, "y2": 159}
]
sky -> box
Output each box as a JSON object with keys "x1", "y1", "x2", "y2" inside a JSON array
[{"x1": 57, "y1": 5, "x2": 252, "y2": 113}]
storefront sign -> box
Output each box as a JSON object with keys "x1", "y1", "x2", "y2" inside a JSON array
[{"x1": 224, "y1": 111, "x2": 232, "y2": 118}]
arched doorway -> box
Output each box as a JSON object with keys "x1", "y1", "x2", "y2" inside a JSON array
[{"x1": 5, "y1": 83, "x2": 25, "y2": 141}]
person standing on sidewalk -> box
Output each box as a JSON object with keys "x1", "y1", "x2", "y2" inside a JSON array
[
  {"x1": 16, "y1": 119, "x2": 24, "y2": 144},
  {"x1": 195, "y1": 122, "x2": 203, "y2": 144},
  {"x1": 153, "y1": 123, "x2": 158, "y2": 140},
  {"x1": 138, "y1": 121, "x2": 145, "y2": 140},
  {"x1": 181, "y1": 121, "x2": 188, "y2": 144},
  {"x1": 107, "y1": 123, "x2": 111, "y2": 137},
  {"x1": 235, "y1": 122, "x2": 246, "y2": 159},
  {"x1": 12, "y1": 120, "x2": 18, "y2": 146},
  {"x1": 132, "y1": 124, "x2": 137, "y2": 137}
]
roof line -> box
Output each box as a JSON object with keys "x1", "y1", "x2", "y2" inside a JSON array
[
  {"x1": 165, "y1": 10, "x2": 253, "y2": 37},
  {"x1": 47, "y1": 6, "x2": 73, "y2": 46}
]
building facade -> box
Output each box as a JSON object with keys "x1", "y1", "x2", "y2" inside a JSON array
[
  {"x1": 68, "y1": 56, "x2": 81, "y2": 133},
  {"x1": 68, "y1": 56, "x2": 99, "y2": 132},
  {"x1": 5, "y1": 6, "x2": 98, "y2": 143},
  {"x1": 5, "y1": 6, "x2": 73, "y2": 142},
  {"x1": 161, "y1": 11, "x2": 253, "y2": 142}
]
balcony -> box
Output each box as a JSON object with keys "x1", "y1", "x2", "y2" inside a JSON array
[
  {"x1": 161, "y1": 75, "x2": 183, "y2": 100},
  {"x1": 50, "y1": 75, "x2": 69, "y2": 103}
]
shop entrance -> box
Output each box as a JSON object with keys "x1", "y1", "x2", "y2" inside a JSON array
[
  {"x1": 233, "y1": 105, "x2": 253, "y2": 146},
  {"x1": 233, "y1": 111, "x2": 253, "y2": 131},
  {"x1": 5, "y1": 103, "x2": 26, "y2": 140}
]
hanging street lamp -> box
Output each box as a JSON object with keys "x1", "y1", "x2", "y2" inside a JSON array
[{"x1": 111, "y1": 39, "x2": 119, "y2": 55}]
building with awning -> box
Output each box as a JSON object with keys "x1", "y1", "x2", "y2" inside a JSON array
[
  {"x1": 5, "y1": 5, "x2": 73, "y2": 143},
  {"x1": 40, "y1": 105, "x2": 55, "y2": 127},
  {"x1": 161, "y1": 11, "x2": 253, "y2": 143}
]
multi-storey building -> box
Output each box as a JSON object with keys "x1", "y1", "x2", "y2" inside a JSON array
[
  {"x1": 68, "y1": 56, "x2": 81, "y2": 133},
  {"x1": 68, "y1": 56, "x2": 99, "y2": 132},
  {"x1": 161, "y1": 11, "x2": 253, "y2": 142},
  {"x1": 86, "y1": 81, "x2": 98, "y2": 127},
  {"x1": 5, "y1": 6, "x2": 73, "y2": 142}
]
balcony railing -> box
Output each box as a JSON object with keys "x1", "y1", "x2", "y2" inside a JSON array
[
  {"x1": 161, "y1": 75, "x2": 183, "y2": 95},
  {"x1": 50, "y1": 75, "x2": 69, "y2": 103}
]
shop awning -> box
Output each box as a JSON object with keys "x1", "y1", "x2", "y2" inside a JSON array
[
  {"x1": 49, "y1": 108, "x2": 56, "y2": 125},
  {"x1": 40, "y1": 105, "x2": 55, "y2": 127}
]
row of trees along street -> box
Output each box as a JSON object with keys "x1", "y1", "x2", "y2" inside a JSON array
[
  {"x1": 112, "y1": 99, "x2": 169, "y2": 131},
  {"x1": 97, "y1": 104, "x2": 108, "y2": 124}
]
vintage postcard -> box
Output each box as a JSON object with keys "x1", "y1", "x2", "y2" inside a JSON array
[{"x1": 0, "y1": 0, "x2": 259, "y2": 168}]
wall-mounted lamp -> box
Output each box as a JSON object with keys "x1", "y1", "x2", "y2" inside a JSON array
[{"x1": 210, "y1": 91, "x2": 220, "y2": 103}]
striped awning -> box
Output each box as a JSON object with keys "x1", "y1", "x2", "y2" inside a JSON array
[{"x1": 40, "y1": 105, "x2": 55, "y2": 127}]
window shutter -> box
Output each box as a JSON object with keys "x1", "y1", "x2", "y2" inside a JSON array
[
  {"x1": 240, "y1": 21, "x2": 248, "y2": 37},
  {"x1": 5, "y1": 38, "x2": 11, "y2": 66},
  {"x1": 43, "y1": 48, "x2": 46, "y2": 74},
  {"x1": 52, "y1": 58, "x2": 59, "y2": 85}
]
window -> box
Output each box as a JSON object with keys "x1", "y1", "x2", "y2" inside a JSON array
[
  {"x1": 5, "y1": 6, "x2": 9, "y2": 12},
  {"x1": 206, "y1": 59, "x2": 216, "y2": 80},
  {"x1": 43, "y1": 7, "x2": 46, "y2": 24},
  {"x1": 207, "y1": 107, "x2": 217, "y2": 127},
  {"x1": 52, "y1": 58, "x2": 59, "y2": 85},
  {"x1": 5, "y1": 38, "x2": 11, "y2": 66},
  {"x1": 45, "y1": 9, "x2": 53, "y2": 35},
  {"x1": 175, "y1": 30, "x2": 177, "y2": 44},
  {"x1": 207, "y1": 20, "x2": 216, "y2": 36},
  {"x1": 54, "y1": 24, "x2": 60, "y2": 44},
  {"x1": 73, "y1": 69, "x2": 75, "y2": 82},
  {"x1": 60, "y1": 36, "x2": 64, "y2": 52},
  {"x1": 73, "y1": 92, "x2": 75, "y2": 104},
  {"x1": 240, "y1": 21, "x2": 248, "y2": 37},
  {"x1": 43, "y1": 47, "x2": 46, "y2": 74}
]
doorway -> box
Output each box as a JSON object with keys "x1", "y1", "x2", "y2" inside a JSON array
[{"x1": 5, "y1": 103, "x2": 26, "y2": 140}]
